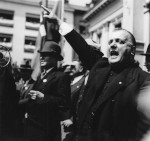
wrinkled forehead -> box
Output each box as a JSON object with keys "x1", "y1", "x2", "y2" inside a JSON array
[{"x1": 109, "y1": 30, "x2": 132, "y2": 43}]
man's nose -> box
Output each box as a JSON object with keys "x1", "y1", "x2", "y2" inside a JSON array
[
  {"x1": 110, "y1": 44, "x2": 117, "y2": 49},
  {"x1": 110, "y1": 41, "x2": 117, "y2": 49}
]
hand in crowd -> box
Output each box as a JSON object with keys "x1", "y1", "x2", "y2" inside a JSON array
[
  {"x1": 42, "y1": 5, "x2": 61, "y2": 23},
  {"x1": 29, "y1": 90, "x2": 44, "y2": 100},
  {"x1": 16, "y1": 78, "x2": 25, "y2": 91},
  {"x1": 61, "y1": 119, "x2": 73, "y2": 127}
]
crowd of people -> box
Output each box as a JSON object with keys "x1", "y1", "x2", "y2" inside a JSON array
[{"x1": 0, "y1": 6, "x2": 150, "y2": 141}]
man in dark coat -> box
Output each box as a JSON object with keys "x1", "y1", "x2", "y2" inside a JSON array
[
  {"x1": 24, "y1": 41, "x2": 71, "y2": 141},
  {"x1": 63, "y1": 29, "x2": 150, "y2": 141},
  {"x1": 62, "y1": 28, "x2": 150, "y2": 141},
  {"x1": 44, "y1": 12, "x2": 150, "y2": 141},
  {"x1": 0, "y1": 65, "x2": 19, "y2": 141}
]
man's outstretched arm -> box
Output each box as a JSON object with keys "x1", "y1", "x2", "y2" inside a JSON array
[{"x1": 43, "y1": 9, "x2": 103, "y2": 70}]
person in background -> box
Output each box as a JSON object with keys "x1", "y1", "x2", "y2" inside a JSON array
[
  {"x1": 61, "y1": 61, "x2": 75, "y2": 77},
  {"x1": 62, "y1": 60, "x2": 89, "y2": 141},
  {"x1": 24, "y1": 41, "x2": 71, "y2": 141},
  {"x1": 43, "y1": 11, "x2": 150, "y2": 141},
  {"x1": 141, "y1": 44, "x2": 150, "y2": 72},
  {"x1": 62, "y1": 40, "x2": 103, "y2": 141}
]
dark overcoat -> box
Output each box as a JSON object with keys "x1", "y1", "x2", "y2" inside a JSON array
[
  {"x1": 64, "y1": 30, "x2": 150, "y2": 141},
  {"x1": 25, "y1": 67, "x2": 71, "y2": 141},
  {"x1": 0, "y1": 66, "x2": 19, "y2": 141}
]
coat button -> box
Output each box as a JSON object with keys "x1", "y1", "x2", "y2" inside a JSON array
[
  {"x1": 25, "y1": 86, "x2": 28, "y2": 90},
  {"x1": 119, "y1": 82, "x2": 122, "y2": 85}
]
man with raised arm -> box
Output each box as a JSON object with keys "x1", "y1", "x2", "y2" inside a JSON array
[{"x1": 43, "y1": 8, "x2": 150, "y2": 141}]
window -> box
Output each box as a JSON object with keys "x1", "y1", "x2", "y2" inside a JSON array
[
  {"x1": 63, "y1": 18, "x2": 67, "y2": 22},
  {"x1": 79, "y1": 25, "x2": 86, "y2": 34},
  {"x1": 114, "y1": 17, "x2": 122, "y2": 28},
  {"x1": 0, "y1": 9, "x2": 14, "y2": 27},
  {"x1": 21, "y1": 59, "x2": 32, "y2": 68},
  {"x1": 24, "y1": 36, "x2": 36, "y2": 53},
  {"x1": 0, "y1": 33, "x2": 13, "y2": 50},
  {"x1": 115, "y1": 22, "x2": 122, "y2": 28},
  {"x1": 97, "y1": 32, "x2": 102, "y2": 44},
  {"x1": 24, "y1": 58, "x2": 31, "y2": 63},
  {"x1": 26, "y1": 13, "x2": 40, "y2": 30}
]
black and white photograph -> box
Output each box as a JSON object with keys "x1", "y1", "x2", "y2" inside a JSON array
[{"x1": 0, "y1": 0, "x2": 150, "y2": 141}]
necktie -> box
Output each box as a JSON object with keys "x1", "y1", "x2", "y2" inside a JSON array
[{"x1": 41, "y1": 71, "x2": 46, "y2": 79}]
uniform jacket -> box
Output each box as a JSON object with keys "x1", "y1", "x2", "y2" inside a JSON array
[
  {"x1": 25, "y1": 67, "x2": 71, "y2": 140},
  {"x1": 64, "y1": 30, "x2": 150, "y2": 141}
]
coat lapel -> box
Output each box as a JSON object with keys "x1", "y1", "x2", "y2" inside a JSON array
[
  {"x1": 95, "y1": 67, "x2": 135, "y2": 108},
  {"x1": 33, "y1": 68, "x2": 56, "y2": 91},
  {"x1": 42, "y1": 71, "x2": 56, "y2": 85},
  {"x1": 78, "y1": 66, "x2": 135, "y2": 127}
]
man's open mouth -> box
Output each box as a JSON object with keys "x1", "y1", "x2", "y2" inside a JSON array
[
  {"x1": 110, "y1": 51, "x2": 119, "y2": 59},
  {"x1": 110, "y1": 51, "x2": 119, "y2": 56}
]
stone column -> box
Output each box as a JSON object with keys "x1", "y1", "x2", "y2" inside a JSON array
[
  {"x1": 101, "y1": 22, "x2": 109, "y2": 57},
  {"x1": 122, "y1": 0, "x2": 134, "y2": 32},
  {"x1": 143, "y1": 0, "x2": 150, "y2": 52},
  {"x1": 109, "y1": 22, "x2": 115, "y2": 34},
  {"x1": 92, "y1": 31, "x2": 98, "y2": 42}
]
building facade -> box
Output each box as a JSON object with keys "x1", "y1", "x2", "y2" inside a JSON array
[
  {"x1": 0, "y1": 0, "x2": 89, "y2": 66},
  {"x1": 83, "y1": 0, "x2": 150, "y2": 69}
]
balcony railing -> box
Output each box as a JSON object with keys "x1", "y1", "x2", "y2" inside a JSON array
[
  {"x1": 0, "y1": 18, "x2": 14, "y2": 27},
  {"x1": 0, "y1": 42, "x2": 12, "y2": 49},
  {"x1": 25, "y1": 22, "x2": 40, "y2": 30},
  {"x1": 24, "y1": 44, "x2": 36, "y2": 53}
]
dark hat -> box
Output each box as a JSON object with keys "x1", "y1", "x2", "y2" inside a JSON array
[
  {"x1": 38, "y1": 41, "x2": 63, "y2": 61},
  {"x1": 141, "y1": 44, "x2": 150, "y2": 56}
]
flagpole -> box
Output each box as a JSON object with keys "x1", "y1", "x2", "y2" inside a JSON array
[
  {"x1": 61, "y1": 0, "x2": 64, "y2": 22},
  {"x1": 59, "y1": 0, "x2": 64, "y2": 66},
  {"x1": 31, "y1": 0, "x2": 48, "y2": 80}
]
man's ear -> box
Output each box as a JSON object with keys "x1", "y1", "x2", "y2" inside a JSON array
[{"x1": 131, "y1": 46, "x2": 136, "y2": 56}]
